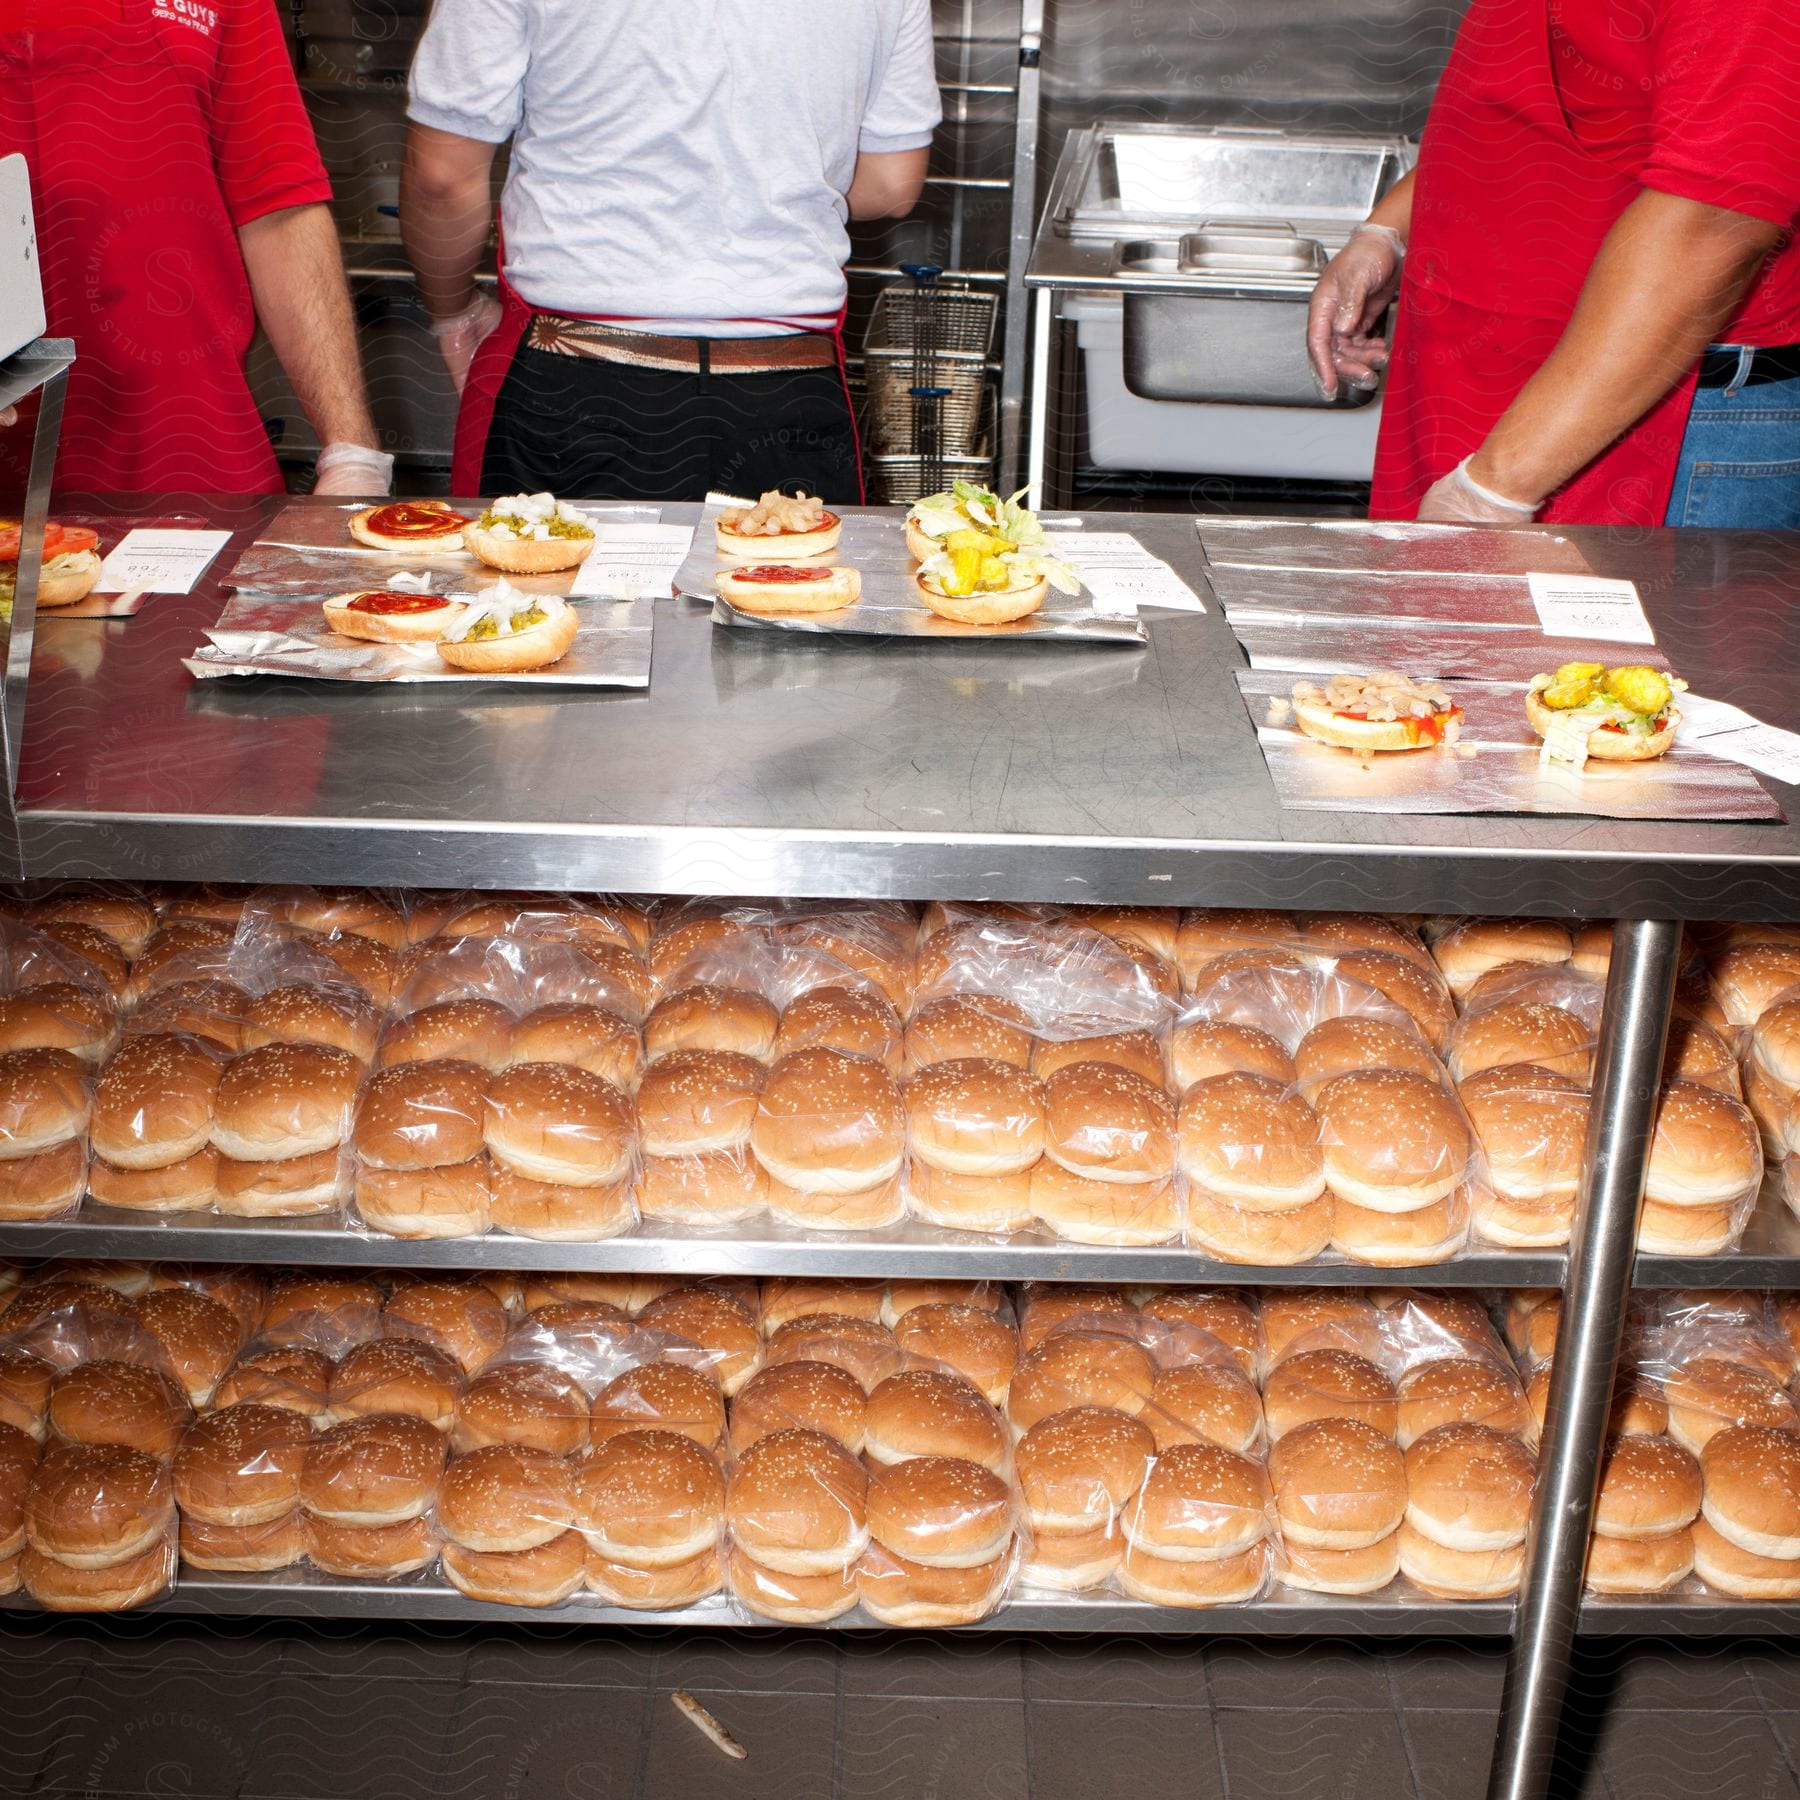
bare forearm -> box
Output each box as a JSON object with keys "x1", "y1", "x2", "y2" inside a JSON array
[
  {"x1": 846, "y1": 148, "x2": 929, "y2": 221},
  {"x1": 401, "y1": 125, "x2": 496, "y2": 318},
  {"x1": 238, "y1": 203, "x2": 376, "y2": 447},
  {"x1": 1471, "y1": 190, "x2": 1780, "y2": 501}
]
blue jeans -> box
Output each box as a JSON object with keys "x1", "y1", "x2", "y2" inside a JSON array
[{"x1": 1665, "y1": 349, "x2": 1800, "y2": 527}]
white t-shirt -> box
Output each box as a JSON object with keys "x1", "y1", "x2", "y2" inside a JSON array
[{"x1": 408, "y1": 0, "x2": 941, "y2": 336}]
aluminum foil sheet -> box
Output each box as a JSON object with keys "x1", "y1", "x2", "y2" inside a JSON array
[
  {"x1": 674, "y1": 508, "x2": 1149, "y2": 646},
  {"x1": 1237, "y1": 671, "x2": 1782, "y2": 821},
  {"x1": 1205, "y1": 565, "x2": 1542, "y2": 624},
  {"x1": 1197, "y1": 516, "x2": 1598, "y2": 577},
  {"x1": 1230, "y1": 620, "x2": 1670, "y2": 683},
  {"x1": 227, "y1": 498, "x2": 660, "y2": 596},
  {"x1": 187, "y1": 591, "x2": 654, "y2": 687}
]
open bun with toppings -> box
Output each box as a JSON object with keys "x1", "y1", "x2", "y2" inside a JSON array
[
  {"x1": 1289, "y1": 672, "x2": 1463, "y2": 752},
  {"x1": 716, "y1": 491, "x2": 841, "y2": 561},
  {"x1": 348, "y1": 501, "x2": 471, "y2": 553},
  {"x1": 1526, "y1": 664, "x2": 1682, "y2": 768},
  {"x1": 716, "y1": 564, "x2": 861, "y2": 616},
  {"x1": 322, "y1": 590, "x2": 470, "y2": 645},
  {"x1": 905, "y1": 482, "x2": 1048, "y2": 565},
  {"x1": 464, "y1": 494, "x2": 596, "y2": 573},
  {"x1": 0, "y1": 521, "x2": 102, "y2": 609},
  {"x1": 914, "y1": 565, "x2": 1049, "y2": 626},
  {"x1": 435, "y1": 584, "x2": 578, "y2": 673}
]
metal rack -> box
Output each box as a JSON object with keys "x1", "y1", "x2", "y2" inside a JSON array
[{"x1": 7, "y1": 504, "x2": 1800, "y2": 1800}]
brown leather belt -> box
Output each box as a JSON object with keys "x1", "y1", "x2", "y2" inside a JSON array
[{"x1": 525, "y1": 314, "x2": 838, "y2": 375}]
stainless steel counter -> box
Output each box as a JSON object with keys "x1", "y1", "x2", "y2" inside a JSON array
[{"x1": 13, "y1": 502, "x2": 1800, "y2": 920}]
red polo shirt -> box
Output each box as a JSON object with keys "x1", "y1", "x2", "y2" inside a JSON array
[{"x1": 0, "y1": 0, "x2": 332, "y2": 493}]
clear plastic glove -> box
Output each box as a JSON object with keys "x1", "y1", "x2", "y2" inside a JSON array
[
  {"x1": 313, "y1": 442, "x2": 396, "y2": 497},
  {"x1": 432, "y1": 292, "x2": 504, "y2": 395},
  {"x1": 1416, "y1": 455, "x2": 1541, "y2": 524},
  {"x1": 1305, "y1": 223, "x2": 1405, "y2": 400},
  {"x1": 0, "y1": 407, "x2": 15, "y2": 428}
]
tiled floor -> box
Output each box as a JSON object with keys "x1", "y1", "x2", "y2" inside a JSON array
[{"x1": 2, "y1": 1620, "x2": 1797, "y2": 1800}]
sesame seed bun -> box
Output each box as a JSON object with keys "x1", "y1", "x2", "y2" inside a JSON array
[
  {"x1": 909, "y1": 1163, "x2": 1035, "y2": 1234},
  {"x1": 1404, "y1": 1422, "x2": 1536, "y2": 1552},
  {"x1": 863, "y1": 1370, "x2": 1008, "y2": 1473},
  {"x1": 1028, "y1": 1161, "x2": 1180, "y2": 1246},
  {"x1": 1314, "y1": 1069, "x2": 1471, "y2": 1211},
  {"x1": 1262, "y1": 1350, "x2": 1397, "y2": 1442},
  {"x1": 893, "y1": 1303, "x2": 1019, "y2": 1406},
  {"x1": 299, "y1": 1413, "x2": 447, "y2": 1526},
  {"x1": 1397, "y1": 1360, "x2": 1531, "y2": 1450},
  {"x1": 1583, "y1": 1527, "x2": 1693, "y2": 1595},
  {"x1": 903, "y1": 995, "x2": 1035, "y2": 1071},
  {"x1": 765, "y1": 1172, "x2": 905, "y2": 1233},
  {"x1": 1117, "y1": 1537, "x2": 1269, "y2": 1606},
  {"x1": 1691, "y1": 1515, "x2": 1800, "y2": 1599},
  {"x1": 1329, "y1": 1189, "x2": 1469, "y2": 1266},
  {"x1": 1664, "y1": 1359, "x2": 1799, "y2": 1455},
  {"x1": 1006, "y1": 1333, "x2": 1157, "y2": 1435},
  {"x1": 242, "y1": 984, "x2": 380, "y2": 1062},
  {"x1": 638, "y1": 1287, "x2": 765, "y2": 1395},
  {"x1": 1143, "y1": 1363, "x2": 1264, "y2": 1457},
  {"x1": 764, "y1": 1313, "x2": 903, "y2": 1393},
  {"x1": 725, "y1": 1427, "x2": 868, "y2": 1574},
  {"x1": 48, "y1": 1360, "x2": 190, "y2": 1460},
  {"x1": 1396, "y1": 1520, "x2": 1523, "y2": 1598},
  {"x1": 177, "y1": 1509, "x2": 305, "y2": 1574},
  {"x1": 1699, "y1": 1423, "x2": 1800, "y2": 1557},
  {"x1": 1268, "y1": 1417, "x2": 1406, "y2": 1549},
  {"x1": 866, "y1": 1452, "x2": 1014, "y2": 1568},
  {"x1": 1176, "y1": 1072, "x2": 1324, "y2": 1209},
  {"x1": 26, "y1": 1442, "x2": 173, "y2": 1567},
  {"x1": 1646, "y1": 1080, "x2": 1762, "y2": 1207},
  {"x1": 23, "y1": 1535, "x2": 174, "y2": 1610},
  {"x1": 584, "y1": 1542, "x2": 722, "y2": 1610},
  {"x1": 1139, "y1": 1291, "x2": 1261, "y2": 1380},
  {"x1": 855, "y1": 1542, "x2": 1011, "y2": 1626},
  {"x1": 442, "y1": 1528, "x2": 586, "y2": 1607},
  {"x1": 1185, "y1": 1186, "x2": 1335, "y2": 1266},
  {"x1": 590, "y1": 1364, "x2": 724, "y2": 1452},
  {"x1": 643, "y1": 983, "x2": 778, "y2": 1063},
  {"x1": 1168, "y1": 1020, "x2": 1296, "y2": 1094},
  {"x1": 1279, "y1": 1532, "x2": 1401, "y2": 1596},
  {"x1": 454, "y1": 1363, "x2": 590, "y2": 1458},
  {"x1": 353, "y1": 1060, "x2": 488, "y2": 1170},
  {"x1": 905, "y1": 1057, "x2": 1045, "y2": 1177},
  {"x1": 301, "y1": 1512, "x2": 440, "y2": 1578},
  {"x1": 775, "y1": 985, "x2": 902, "y2": 1073},
  {"x1": 378, "y1": 998, "x2": 512, "y2": 1071},
  {"x1": 751, "y1": 1047, "x2": 905, "y2": 1194},
  {"x1": 1042, "y1": 1062, "x2": 1175, "y2": 1185},
  {"x1": 328, "y1": 1339, "x2": 462, "y2": 1432},
  {"x1": 1431, "y1": 919, "x2": 1572, "y2": 999},
  {"x1": 172, "y1": 1403, "x2": 311, "y2": 1526},
  {"x1": 1017, "y1": 1518, "x2": 1123, "y2": 1590},
  {"x1": 724, "y1": 1540, "x2": 857, "y2": 1622},
  {"x1": 438, "y1": 1443, "x2": 576, "y2": 1554},
  {"x1": 1593, "y1": 1434, "x2": 1701, "y2": 1541},
  {"x1": 728, "y1": 1360, "x2": 868, "y2": 1459},
  {"x1": 381, "y1": 1279, "x2": 509, "y2": 1374},
  {"x1": 90, "y1": 1033, "x2": 220, "y2": 1170},
  {"x1": 1015, "y1": 1405, "x2": 1155, "y2": 1536}
]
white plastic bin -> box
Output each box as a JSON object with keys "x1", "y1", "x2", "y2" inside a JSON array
[{"x1": 1064, "y1": 294, "x2": 1382, "y2": 481}]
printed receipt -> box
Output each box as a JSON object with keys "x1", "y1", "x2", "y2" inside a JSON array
[
  {"x1": 1526, "y1": 571, "x2": 1655, "y2": 646},
  {"x1": 1042, "y1": 530, "x2": 1207, "y2": 619},
  {"x1": 94, "y1": 529, "x2": 234, "y2": 594},
  {"x1": 568, "y1": 522, "x2": 696, "y2": 600}
]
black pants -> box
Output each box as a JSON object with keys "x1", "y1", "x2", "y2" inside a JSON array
[{"x1": 479, "y1": 340, "x2": 862, "y2": 504}]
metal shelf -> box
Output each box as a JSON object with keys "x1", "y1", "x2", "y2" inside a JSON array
[
  {"x1": 9, "y1": 1571, "x2": 1789, "y2": 1638},
  {"x1": 5, "y1": 1189, "x2": 1793, "y2": 1286}
]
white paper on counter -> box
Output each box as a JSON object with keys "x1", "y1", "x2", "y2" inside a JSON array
[
  {"x1": 1045, "y1": 531, "x2": 1207, "y2": 614},
  {"x1": 1526, "y1": 571, "x2": 1654, "y2": 645},
  {"x1": 568, "y1": 522, "x2": 695, "y2": 599},
  {"x1": 1679, "y1": 693, "x2": 1800, "y2": 786},
  {"x1": 94, "y1": 529, "x2": 233, "y2": 594}
]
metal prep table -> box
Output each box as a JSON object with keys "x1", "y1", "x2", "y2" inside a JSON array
[{"x1": 7, "y1": 499, "x2": 1800, "y2": 1800}]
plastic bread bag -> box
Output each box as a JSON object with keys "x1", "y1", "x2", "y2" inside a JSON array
[
  {"x1": 301, "y1": 1511, "x2": 443, "y2": 1581},
  {"x1": 1133, "y1": 1289, "x2": 1262, "y2": 1381},
  {"x1": 1419, "y1": 916, "x2": 1575, "y2": 1002},
  {"x1": 172, "y1": 1400, "x2": 314, "y2": 1527},
  {"x1": 20, "y1": 885, "x2": 158, "y2": 961},
  {"x1": 763, "y1": 1311, "x2": 905, "y2": 1394},
  {"x1": 1311, "y1": 1063, "x2": 1483, "y2": 1222},
  {"x1": 1004, "y1": 1329, "x2": 1159, "y2": 1437},
  {"x1": 725, "y1": 1356, "x2": 870, "y2": 1459},
  {"x1": 423, "y1": 890, "x2": 652, "y2": 959},
  {"x1": 890, "y1": 1302, "x2": 1020, "y2": 1409},
  {"x1": 1014, "y1": 1283, "x2": 1140, "y2": 1354},
  {"x1": 0, "y1": 1277, "x2": 160, "y2": 1370},
  {"x1": 350, "y1": 1060, "x2": 492, "y2": 1238},
  {"x1": 1012, "y1": 1403, "x2": 1153, "y2": 1587},
  {"x1": 394, "y1": 931, "x2": 648, "y2": 1025},
  {"x1": 325, "y1": 1337, "x2": 466, "y2": 1432},
  {"x1": 723, "y1": 1426, "x2": 870, "y2": 1593},
  {"x1": 1254, "y1": 1289, "x2": 1382, "y2": 1368},
  {"x1": 237, "y1": 884, "x2": 408, "y2": 951},
  {"x1": 1180, "y1": 951, "x2": 1411, "y2": 1056},
  {"x1": 212, "y1": 1344, "x2": 336, "y2": 1428},
  {"x1": 632, "y1": 1287, "x2": 767, "y2": 1398},
  {"x1": 1379, "y1": 1290, "x2": 1512, "y2": 1372},
  {"x1": 230, "y1": 915, "x2": 397, "y2": 1009},
  {"x1": 451, "y1": 1358, "x2": 594, "y2": 1458},
  {"x1": 881, "y1": 1278, "x2": 1013, "y2": 1330},
  {"x1": 762, "y1": 899, "x2": 920, "y2": 1012},
  {"x1": 0, "y1": 978, "x2": 121, "y2": 1067},
  {"x1": 21, "y1": 1444, "x2": 178, "y2": 1612},
  {"x1": 0, "y1": 1345, "x2": 55, "y2": 1441},
  {"x1": 588, "y1": 1358, "x2": 727, "y2": 1453},
  {"x1": 758, "y1": 1276, "x2": 889, "y2": 1335},
  {"x1": 1048, "y1": 905, "x2": 1180, "y2": 976},
  {"x1": 862, "y1": 1449, "x2": 1017, "y2": 1580},
  {"x1": 0, "y1": 1048, "x2": 90, "y2": 1222},
  {"x1": 1636, "y1": 1079, "x2": 1763, "y2": 1258},
  {"x1": 1114, "y1": 1441, "x2": 1277, "y2": 1608},
  {"x1": 773, "y1": 979, "x2": 904, "y2": 1074},
  {"x1": 648, "y1": 901, "x2": 781, "y2": 994},
  {"x1": 442, "y1": 1527, "x2": 589, "y2": 1609},
  {"x1": 852, "y1": 1533, "x2": 1017, "y2": 1626},
  {"x1": 1639, "y1": 1290, "x2": 1796, "y2": 1386},
  {"x1": 3, "y1": 918, "x2": 132, "y2": 996}
]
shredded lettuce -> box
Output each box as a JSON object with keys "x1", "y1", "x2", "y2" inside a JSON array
[{"x1": 910, "y1": 483, "x2": 1048, "y2": 552}]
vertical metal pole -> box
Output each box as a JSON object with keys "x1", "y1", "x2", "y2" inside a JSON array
[
  {"x1": 1024, "y1": 287, "x2": 1054, "y2": 511},
  {"x1": 997, "y1": 0, "x2": 1044, "y2": 493},
  {"x1": 1484, "y1": 917, "x2": 1682, "y2": 1800}
]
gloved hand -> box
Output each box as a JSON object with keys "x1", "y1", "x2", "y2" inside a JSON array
[
  {"x1": 1417, "y1": 454, "x2": 1541, "y2": 524},
  {"x1": 1306, "y1": 223, "x2": 1406, "y2": 400},
  {"x1": 0, "y1": 407, "x2": 15, "y2": 428},
  {"x1": 313, "y1": 442, "x2": 396, "y2": 496},
  {"x1": 432, "y1": 292, "x2": 504, "y2": 394}
]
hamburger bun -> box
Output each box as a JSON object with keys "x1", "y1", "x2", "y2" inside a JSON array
[
  {"x1": 1397, "y1": 1359, "x2": 1531, "y2": 1449},
  {"x1": 1699, "y1": 1423, "x2": 1800, "y2": 1558},
  {"x1": 855, "y1": 1543, "x2": 1011, "y2": 1627},
  {"x1": 1431, "y1": 919, "x2": 1572, "y2": 998},
  {"x1": 644, "y1": 984, "x2": 779, "y2": 1063},
  {"x1": 910, "y1": 1162, "x2": 1034, "y2": 1234},
  {"x1": 436, "y1": 593, "x2": 580, "y2": 670},
  {"x1": 1448, "y1": 1003, "x2": 1593, "y2": 1085},
  {"x1": 1594, "y1": 1433, "x2": 1702, "y2": 1541},
  {"x1": 1031, "y1": 1031, "x2": 1165, "y2": 1089},
  {"x1": 1278, "y1": 1532, "x2": 1402, "y2": 1596},
  {"x1": 505, "y1": 1005, "x2": 640, "y2": 1088},
  {"x1": 1016, "y1": 1405, "x2": 1155, "y2": 1536},
  {"x1": 242, "y1": 984, "x2": 379, "y2": 1062},
  {"x1": 1646, "y1": 1080, "x2": 1762, "y2": 1207},
  {"x1": 438, "y1": 1443, "x2": 576, "y2": 1554},
  {"x1": 462, "y1": 516, "x2": 593, "y2": 573},
  {"x1": 212, "y1": 1042, "x2": 361, "y2": 1161},
  {"x1": 353, "y1": 1060, "x2": 488, "y2": 1170},
  {"x1": 863, "y1": 1370, "x2": 1009, "y2": 1473},
  {"x1": 1291, "y1": 689, "x2": 1460, "y2": 752},
  {"x1": 635, "y1": 1050, "x2": 764, "y2": 1156},
  {"x1": 1006, "y1": 1333, "x2": 1157, "y2": 1434},
  {"x1": 1028, "y1": 1161, "x2": 1180, "y2": 1246},
  {"x1": 1268, "y1": 1417, "x2": 1406, "y2": 1549},
  {"x1": 1176, "y1": 1072, "x2": 1324, "y2": 1209},
  {"x1": 322, "y1": 590, "x2": 469, "y2": 644},
  {"x1": 172, "y1": 1403, "x2": 311, "y2": 1526},
  {"x1": 584, "y1": 1542, "x2": 722, "y2": 1610},
  {"x1": 90, "y1": 1033, "x2": 220, "y2": 1169},
  {"x1": 0, "y1": 1047, "x2": 89, "y2": 1156},
  {"x1": 750, "y1": 1048, "x2": 905, "y2": 1194},
  {"x1": 301, "y1": 1512, "x2": 440, "y2": 1579},
  {"x1": 866, "y1": 1453, "x2": 1014, "y2": 1568},
  {"x1": 26, "y1": 1442, "x2": 173, "y2": 1567},
  {"x1": 355, "y1": 1156, "x2": 493, "y2": 1238},
  {"x1": 483, "y1": 1062, "x2": 633, "y2": 1187},
  {"x1": 443, "y1": 1529, "x2": 588, "y2": 1607},
  {"x1": 717, "y1": 563, "x2": 860, "y2": 613},
  {"x1": 728, "y1": 1360, "x2": 867, "y2": 1459},
  {"x1": 590, "y1": 1363, "x2": 724, "y2": 1451},
  {"x1": 633, "y1": 1149, "x2": 768, "y2": 1225},
  {"x1": 725, "y1": 1428, "x2": 868, "y2": 1574},
  {"x1": 177, "y1": 1509, "x2": 306, "y2": 1574},
  {"x1": 381, "y1": 1280, "x2": 508, "y2": 1375},
  {"x1": 0, "y1": 983, "x2": 118, "y2": 1066},
  {"x1": 1691, "y1": 1515, "x2": 1800, "y2": 1600},
  {"x1": 0, "y1": 1139, "x2": 88, "y2": 1218},
  {"x1": 904, "y1": 995, "x2": 1034, "y2": 1071},
  {"x1": 1314, "y1": 1069, "x2": 1470, "y2": 1211},
  {"x1": 1185, "y1": 1186, "x2": 1335, "y2": 1266},
  {"x1": 1396, "y1": 1520, "x2": 1523, "y2": 1598},
  {"x1": 133, "y1": 1286, "x2": 243, "y2": 1407},
  {"x1": 1458, "y1": 1064, "x2": 1589, "y2": 1205},
  {"x1": 1584, "y1": 1527, "x2": 1693, "y2": 1595},
  {"x1": 48, "y1": 1360, "x2": 190, "y2": 1460},
  {"x1": 1332, "y1": 951, "x2": 1457, "y2": 1054},
  {"x1": 213, "y1": 1347, "x2": 333, "y2": 1425},
  {"x1": 299, "y1": 1412, "x2": 447, "y2": 1526},
  {"x1": 1168, "y1": 1020, "x2": 1296, "y2": 1094},
  {"x1": 893, "y1": 1303, "x2": 1018, "y2": 1406},
  {"x1": 1263, "y1": 1349, "x2": 1398, "y2": 1442},
  {"x1": 346, "y1": 500, "x2": 470, "y2": 553},
  {"x1": 1294, "y1": 1017, "x2": 1442, "y2": 1086},
  {"x1": 1017, "y1": 1517, "x2": 1123, "y2": 1590},
  {"x1": 1042, "y1": 1062, "x2": 1175, "y2": 1185},
  {"x1": 1139, "y1": 1291, "x2": 1260, "y2": 1380},
  {"x1": 328, "y1": 1339, "x2": 463, "y2": 1432},
  {"x1": 1261, "y1": 1293, "x2": 1383, "y2": 1367},
  {"x1": 454, "y1": 1363, "x2": 590, "y2": 1458},
  {"x1": 1117, "y1": 1538, "x2": 1269, "y2": 1606},
  {"x1": 1403, "y1": 1422, "x2": 1536, "y2": 1552},
  {"x1": 725, "y1": 1541, "x2": 857, "y2": 1623},
  {"x1": 638, "y1": 1287, "x2": 765, "y2": 1395},
  {"x1": 22, "y1": 1536, "x2": 174, "y2": 1610},
  {"x1": 1330, "y1": 1189, "x2": 1469, "y2": 1266},
  {"x1": 378, "y1": 998, "x2": 512, "y2": 1070},
  {"x1": 0, "y1": 1349, "x2": 53, "y2": 1440},
  {"x1": 905, "y1": 1057, "x2": 1045, "y2": 1178},
  {"x1": 914, "y1": 567, "x2": 1047, "y2": 626},
  {"x1": 774, "y1": 985, "x2": 902, "y2": 1074},
  {"x1": 1637, "y1": 1197, "x2": 1743, "y2": 1256},
  {"x1": 1664, "y1": 1358, "x2": 1799, "y2": 1454},
  {"x1": 765, "y1": 1313, "x2": 904, "y2": 1393},
  {"x1": 1143, "y1": 1364, "x2": 1264, "y2": 1458}
]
